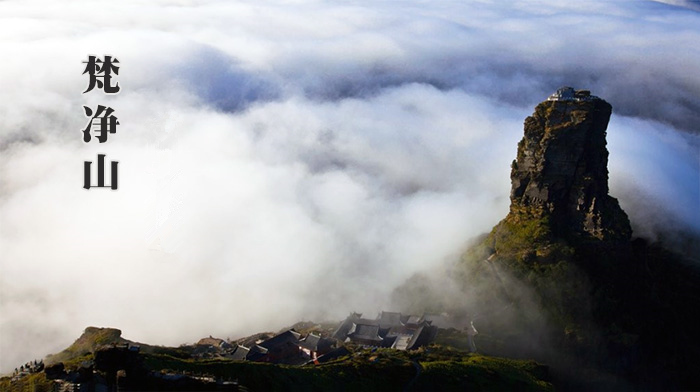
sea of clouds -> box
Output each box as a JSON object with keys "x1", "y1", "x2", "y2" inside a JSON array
[{"x1": 0, "y1": 0, "x2": 698, "y2": 373}]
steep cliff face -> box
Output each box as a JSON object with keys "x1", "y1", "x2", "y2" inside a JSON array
[
  {"x1": 506, "y1": 89, "x2": 631, "y2": 244},
  {"x1": 395, "y1": 88, "x2": 700, "y2": 391},
  {"x1": 472, "y1": 89, "x2": 700, "y2": 390}
]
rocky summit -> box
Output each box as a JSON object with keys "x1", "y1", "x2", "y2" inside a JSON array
[
  {"x1": 469, "y1": 88, "x2": 700, "y2": 391},
  {"x1": 507, "y1": 87, "x2": 631, "y2": 243}
]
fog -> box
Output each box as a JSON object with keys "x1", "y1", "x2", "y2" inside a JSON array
[{"x1": 1, "y1": 0, "x2": 699, "y2": 373}]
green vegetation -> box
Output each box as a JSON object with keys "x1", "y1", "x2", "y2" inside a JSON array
[
  {"x1": 61, "y1": 353, "x2": 95, "y2": 371},
  {"x1": 452, "y1": 198, "x2": 700, "y2": 390},
  {"x1": 138, "y1": 345, "x2": 552, "y2": 391},
  {"x1": 45, "y1": 327, "x2": 125, "y2": 366},
  {"x1": 489, "y1": 214, "x2": 553, "y2": 261},
  {"x1": 416, "y1": 355, "x2": 552, "y2": 392},
  {"x1": 0, "y1": 372, "x2": 53, "y2": 392},
  {"x1": 484, "y1": 209, "x2": 576, "y2": 270},
  {"x1": 433, "y1": 328, "x2": 507, "y2": 355},
  {"x1": 4, "y1": 321, "x2": 551, "y2": 391},
  {"x1": 142, "y1": 350, "x2": 413, "y2": 391}
]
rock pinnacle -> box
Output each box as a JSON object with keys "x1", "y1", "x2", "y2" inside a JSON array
[{"x1": 508, "y1": 87, "x2": 631, "y2": 242}]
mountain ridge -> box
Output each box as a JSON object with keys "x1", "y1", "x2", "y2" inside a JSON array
[
  {"x1": 4, "y1": 87, "x2": 700, "y2": 391},
  {"x1": 463, "y1": 87, "x2": 700, "y2": 390},
  {"x1": 395, "y1": 87, "x2": 700, "y2": 391}
]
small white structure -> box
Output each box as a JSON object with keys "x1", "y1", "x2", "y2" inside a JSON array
[
  {"x1": 467, "y1": 321, "x2": 478, "y2": 353},
  {"x1": 547, "y1": 87, "x2": 598, "y2": 102}
]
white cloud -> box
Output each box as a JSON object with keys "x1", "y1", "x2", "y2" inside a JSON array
[{"x1": 0, "y1": 0, "x2": 699, "y2": 373}]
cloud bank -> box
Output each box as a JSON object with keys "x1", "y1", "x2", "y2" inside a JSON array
[{"x1": 0, "y1": 0, "x2": 699, "y2": 373}]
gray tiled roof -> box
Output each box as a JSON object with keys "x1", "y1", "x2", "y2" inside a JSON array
[
  {"x1": 377, "y1": 311, "x2": 403, "y2": 329},
  {"x1": 349, "y1": 324, "x2": 382, "y2": 342},
  {"x1": 299, "y1": 333, "x2": 333, "y2": 351},
  {"x1": 229, "y1": 345, "x2": 249, "y2": 360},
  {"x1": 260, "y1": 330, "x2": 301, "y2": 350}
]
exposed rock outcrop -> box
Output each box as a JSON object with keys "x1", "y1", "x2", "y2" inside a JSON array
[
  {"x1": 507, "y1": 88, "x2": 631, "y2": 243},
  {"x1": 397, "y1": 87, "x2": 700, "y2": 391},
  {"x1": 45, "y1": 327, "x2": 127, "y2": 366}
]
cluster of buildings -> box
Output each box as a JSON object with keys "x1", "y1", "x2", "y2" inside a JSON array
[
  {"x1": 196, "y1": 331, "x2": 339, "y2": 365},
  {"x1": 333, "y1": 312, "x2": 440, "y2": 351},
  {"x1": 6, "y1": 312, "x2": 448, "y2": 390},
  {"x1": 193, "y1": 311, "x2": 444, "y2": 365}
]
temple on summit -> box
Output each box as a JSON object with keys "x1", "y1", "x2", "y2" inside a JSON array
[{"x1": 547, "y1": 86, "x2": 598, "y2": 102}]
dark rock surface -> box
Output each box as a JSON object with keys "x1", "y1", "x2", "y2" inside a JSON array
[
  {"x1": 476, "y1": 88, "x2": 700, "y2": 390},
  {"x1": 509, "y1": 92, "x2": 631, "y2": 242}
]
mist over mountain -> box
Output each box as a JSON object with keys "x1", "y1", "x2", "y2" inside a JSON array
[
  {"x1": 1, "y1": 0, "x2": 699, "y2": 376},
  {"x1": 394, "y1": 89, "x2": 700, "y2": 390}
]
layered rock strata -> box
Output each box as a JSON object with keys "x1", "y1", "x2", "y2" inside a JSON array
[{"x1": 507, "y1": 87, "x2": 631, "y2": 242}]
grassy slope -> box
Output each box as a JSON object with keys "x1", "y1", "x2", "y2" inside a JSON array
[
  {"x1": 3, "y1": 323, "x2": 552, "y2": 391},
  {"x1": 417, "y1": 355, "x2": 552, "y2": 392},
  {"x1": 45, "y1": 327, "x2": 126, "y2": 366},
  {"x1": 453, "y1": 204, "x2": 700, "y2": 390},
  {"x1": 140, "y1": 345, "x2": 552, "y2": 391},
  {"x1": 0, "y1": 372, "x2": 53, "y2": 392}
]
